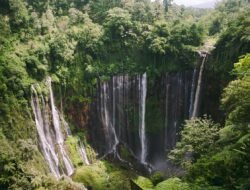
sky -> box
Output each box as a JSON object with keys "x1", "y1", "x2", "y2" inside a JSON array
[{"x1": 173, "y1": 0, "x2": 220, "y2": 8}]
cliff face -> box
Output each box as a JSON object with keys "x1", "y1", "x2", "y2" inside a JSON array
[
  {"x1": 86, "y1": 70, "x2": 200, "y2": 169},
  {"x1": 58, "y1": 50, "x2": 225, "y2": 172},
  {"x1": 67, "y1": 102, "x2": 90, "y2": 131}
]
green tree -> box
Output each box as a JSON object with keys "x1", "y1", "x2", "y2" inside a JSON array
[
  {"x1": 169, "y1": 117, "x2": 220, "y2": 168},
  {"x1": 155, "y1": 178, "x2": 190, "y2": 190},
  {"x1": 188, "y1": 54, "x2": 250, "y2": 189},
  {"x1": 163, "y1": 0, "x2": 173, "y2": 11},
  {"x1": 222, "y1": 54, "x2": 250, "y2": 124},
  {"x1": 9, "y1": 0, "x2": 29, "y2": 30},
  {"x1": 89, "y1": 0, "x2": 122, "y2": 23}
]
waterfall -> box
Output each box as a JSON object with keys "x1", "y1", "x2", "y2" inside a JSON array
[
  {"x1": 31, "y1": 78, "x2": 85, "y2": 178},
  {"x1": 47, "y1": 78, "x2": 74, "y2": 176},
  {"x1": 100, "y1": 81, "x2": 119, "y2": 154},
  {"x1": 31, "y1": 86, "x2": 61, "y2": 178},
  {"x1": 78, "y1": 140, "x2": 90, "y2": 165},
  {"x1": 139, "y1": 73, "x2": 147, "y2": 164},
  {"x1": 192, "y1": 53, "x2": 207, "y2": 118},
  {"x1": 61, "y1": 116, "x2": 72, "y2": 136},
  {"x1": 92, "y1": 69, "x2": 207, "y2": 168},
  {"x1": 93, "y1": 71, "x2": 205, "y2": 166},
  {"x1": 112, "y1": 77, "x2": 116, "y2": 141},
  {"x1": 95, "y1": 74, "x2": 148, "y2": 164},
  {"x1": 163, "y1": 71, "x2": 195, "y2": 155},
  {"x1": 164, "y1": 74, "x2": 170, "y2": 149},
  {"x1": 189, "y1": 69, "x2": 197, "y2": 118}
]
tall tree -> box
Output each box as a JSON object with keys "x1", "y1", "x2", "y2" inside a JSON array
[{"x1": 163, "y1": 0, "x2": 173, "y2": 11}]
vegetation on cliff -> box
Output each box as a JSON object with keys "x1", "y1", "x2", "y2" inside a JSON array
[{"x1": 0, "y1": 0, "x2": 249, "y2": 189}]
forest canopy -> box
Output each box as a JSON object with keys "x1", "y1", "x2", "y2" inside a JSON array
[{"x1": 0, "y1": 0, "x2": 250, "y2": 190}]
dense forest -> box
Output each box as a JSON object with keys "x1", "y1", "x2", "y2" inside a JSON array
[{"x1": 0, "y1": 0, "x2": 250, "y2": 189}]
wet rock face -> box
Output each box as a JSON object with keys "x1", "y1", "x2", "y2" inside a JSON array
[
  {"x1": 147, "y1": 71, "x2": 197, "y2": 166},
  {"x1": 31, "y1": 79, "x2": 75, "y2": 178},
  {"x1": 67, "y1": 102, "x2": 90, "y2": 130},
  {"x1": 89, "y1": 70, "x2": 201, "y2": 169},
  {"x1": 90, "y1": 74, "x2": 143, "y2": 158}
]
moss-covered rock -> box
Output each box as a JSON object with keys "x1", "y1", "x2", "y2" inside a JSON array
[
  {"x1": 133, "y1": 176, "x2": 154, "y2": 190},
  {"x1": 155, "y1": 178, "x2": 190, "y2": 190},
  {"x1": 73, "y1": 161, "x2": 133, "y2": 190},
  {"x1": 66, "y1": 136, "x2": 84, "y2": 167}
]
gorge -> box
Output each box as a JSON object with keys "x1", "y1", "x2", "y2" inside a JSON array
[
  {"x1": 31, "y1": 51, "x2": 207, "y2": 179},
  {"x1": 0, "y1": 0, "x2": 249, "y2": 189},
  {"x1": 31, "y1": 78, "x2": 89, "y2": 178},
  {"x1": 89, "y1": 54, "x2": 206, "y2": 171}
]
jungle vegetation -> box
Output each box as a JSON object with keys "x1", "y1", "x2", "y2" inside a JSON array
[{"x1": 0, "y1": 0, "x2": 249, "y2": 189}]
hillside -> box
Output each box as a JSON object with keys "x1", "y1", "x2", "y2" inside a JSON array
[{"x1": 0, "y1": 0, "x2": 250, "y2": 190}]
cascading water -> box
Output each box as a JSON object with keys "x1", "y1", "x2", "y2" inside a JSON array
[
  {"x1": 189, "y1": 69, "x2": 197, "y2": 118},
  {"x1": 47, "y1": 78, "x2": 74, "y2": 176},
  {"x1": 100, "y1": 81, "x2": 119, "y2": 154},
  {"x1": 164, "y1": 72, "x2": 192, "y2": 153},
  {"x1": 91, "y1": 65, "x2": 206, "y2": 169},
  {"x1": 95, "y1": 74, "x2": 148, "y2": 164},
  {"x1": 31, "y1": 86, "x2": 61, "y2": 178},
  {"x1": 138, "y1": 73, "x2": 147, "y2": 164},
  {"x1": 164, "y1": 77, "x2": 170, "y2": 150},
  {"x1": 78, "y1": 140, "x2": 90, "y2": 165},
  {"x1": 112, "y1": 77, "x2": 116, "y2": 143},
  {"x1": 61, "y1": 115, "x2": 72, "y2": 136},
  {"x1": 32, "y1": 78, "x2": 90, "y2": 178},
  {"x1": 192, "y1": 53, "x2": 207, "y2": 118}
]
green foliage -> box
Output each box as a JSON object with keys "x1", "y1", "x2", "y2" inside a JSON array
[
  {"x1": 155, "y1": 178, "x2": 190, "y2": 190},
  {"x1": 9, "y1": 0, "x2": 29, "y2": 30},
  {"x1": 209, "y1": 19, "x2": 222, "y2": 36},
  {"x1": 31, "y1": 176, "x2": 85, "y2": 190},
  {"x1": 104, "y1": 7, "x2": 133, "y2": 41},
  {"x1": 65, "y1": 136, "x2": 84, "y2": 167},
  {"x1": 189, "y1": 139, "x2": 250, "y2": 189},
  {"x1": 131, "y1": 1, "x2": 154, "y2": 23},
  {"x1": 169, "y1": 117, "x2": 220, "y2": 168},
  {"x1": 150, "y1": 171, "x2": 165, "y2": 186},
  {"x1": 0, "y1": 15, "x2": 11, "y2": 46},
  {"x1": 154, "y1": 177, "x2": 223, "y2": 190},
  {"x1": 0, "y1": 0, "x2": 249, "y2": 189},
  {"x1": 0, "y1": 131, "x2": 46, "y2": 190},
  {"x1": 0, "y1": 130, "x2": 84, "y2": 189},
  {"x1": 233, "y1": 53, "x2": 250, "y2": 76},
  {"x1": 73, "y1": 161, "x2": 132, "y2": 190},
  {"x1": 210, "y1": 9, "x2": 250, "y2": 75},
  {"x1": 142, "y1": 20, "x2": 203, "y2": 71},
  {"x1": 89, "y1": 0, "x2": 123, "y2": 23},
  {"x1": 133, "y1": 176, "x2": 154, "y2": 190},
  {"x1": 222, "y1": 54, "x2": 250, "y2": 124},
  {"x1": 163, "y1": 0, "x2": 173, "y2": 11},
  {"x1": 187, "y1": 54, "x2": 250, "y2": 189},
  {"x1": 205, "y1": 0, "x2": 249, "y2": 36}
]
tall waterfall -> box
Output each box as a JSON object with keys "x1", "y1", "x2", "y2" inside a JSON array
[
  {"x1": 94, "y1": 74, "x2": 148, "y2": 163},
  {"x1": 189, "y1": 69, "x2": 197, "y2": 118},
  {"x1": 138, "y1": 73, "x2": 147, "y2": 164},
  {"x1": 91, "y1": 67, "x2": 206, "y2": 168},
  {"x1": 164, "y1": 72, "x2": 194, "y2": 153},
  {"x1": 31, "y1": 86, "x2": 61, "y2": 178},
  {"x1": 47, "y1": 78, "x2": 74, "y2": 176},
  {"x1": 31, "y1": 78, "x2": 91, "y2": 178},
  {"x1": 192, "y1": 53, "x2": 207, "y2": 118},
  {"x1": 101, "y1": 81, "x2": 119, "y2": 154}
]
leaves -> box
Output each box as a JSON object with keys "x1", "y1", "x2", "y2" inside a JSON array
[
  {"x1": 169, "y1": 117, "x2": 220, "y2": 168},
  {"x1": 222, "y1": 54, "x2": 250, "y2": 124},
  {"x1": 188, "y1": 54, "x2": 250, "y2": 189}
]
